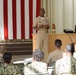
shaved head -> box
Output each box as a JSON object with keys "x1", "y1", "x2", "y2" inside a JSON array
[
  {"x1": 40, "y1": 8, "x2": 45, "y2": 17},
  {"x1": 66, "y1": 44, "x2": 74, "y2": 55}
]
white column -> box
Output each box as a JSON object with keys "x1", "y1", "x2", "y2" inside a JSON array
[
  {"x1": 42, "y1": 0, "x2": 47, "y2": 16},
  {"x1": 74, "y1": 0, "x2": 76, "y2": 30},
  {"x1": 0, "y1": 0, "x2": 4, "y2": 39},
  {"x1": 52, "y1": 0, "x2": 64, "y2": 33},
  {"x1": 47, "y1": 0, "x2": 51, "y2": 33},
  {"x1": 63, "y1": 0, "x2": 74, "y2": 30}
]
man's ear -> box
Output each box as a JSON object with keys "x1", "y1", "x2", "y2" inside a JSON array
[
  {"x1": 65, "y1": 49, "x2": 66, "y2": 52},
  {"x1": 65, "y1": 49, "x2": 68, "y2": 54},
  {"x1": 63, "y1": 49, "x2": 67, "y2": 57}
]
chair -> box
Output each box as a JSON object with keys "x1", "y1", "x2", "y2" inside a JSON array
[
  {"x1": 48, "y1": 66, "x2": 54, "y2": 74},
  {"x1": 61, "y1": 72, "x2": 76, "y2": 75}
]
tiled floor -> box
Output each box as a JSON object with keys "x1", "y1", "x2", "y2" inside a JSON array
[{"x1": 12, "y1": 55, "x2": 32, "y2": 62}]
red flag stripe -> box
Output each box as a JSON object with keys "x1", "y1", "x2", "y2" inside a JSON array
[
  {"x1": 12, "y1": 0, "x2": 17, "y2": 39},
  {"x1": 21, "y1": 0, "x2": 25, "y2": 39},
  {"x1": 2, "y1": 0, "x2": 41, "y2": 39},
  {"x1": 3, "y1": 0, "x2": 8, "y2": 39},
  {"x1": 29, "y1": 0, "x2": 33, "y2": 39},
  {"x1": 36, "y1": 0, "x2": 41, "y2": 17}
]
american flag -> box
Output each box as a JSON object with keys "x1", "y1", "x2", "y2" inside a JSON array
[{"x1": 0, "y1": 0, "x2": 41, "y2": 40}]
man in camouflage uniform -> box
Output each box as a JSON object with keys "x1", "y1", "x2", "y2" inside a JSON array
[
  {"x1": 24, "y1": 49, "x2": 48, "y2": 75},
  {"x1": 0, "y1": 46, "x2": 6, "y2": 74},
  {"x1": 53, "y1": 44, "x2": 76, "y2": 75},
  {"x1": 4, "y1": 63, "x2": 21, "y2": 75},
  {"x1": 33, "y1": 8, "x2": 50, "y2": 61},
  {"x1": 0, "y1": 46, "x2": 6, "y2": 64},
  {"x1": 0, "y1": 52, "x2": 21, "y2": 75},
  {"x1": 0, "y1": 63, "x2": 21, "y2": 75}
]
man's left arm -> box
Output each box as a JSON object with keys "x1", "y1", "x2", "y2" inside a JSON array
[{"x1": 43, "y1": 24, "x2": 50, "y2": 29}]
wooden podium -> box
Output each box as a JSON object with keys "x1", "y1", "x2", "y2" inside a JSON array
[{"x1": 32, "y1": 33, "x2": 76, "y2": 53}]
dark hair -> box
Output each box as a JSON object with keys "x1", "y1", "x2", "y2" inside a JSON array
[
  {"x1": 33, "y1": 49, "x2": 44, "y2": 61},
  {"x1": 55, "y1": 39, "x2": 62, "y2": 47},
  {"x1": 41, "y1": 8, "x2": 45, "y2": 13},
  {"x1": 3, "y1": 52, "x2": 12, "y2": 64},
  {"x1": 66, "y1": 44, "x2": 75, "y2": 55}
]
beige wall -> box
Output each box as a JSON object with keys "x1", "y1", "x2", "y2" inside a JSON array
[{"x1": 41, "y1": 0, "x2": 76, "y2": 33}]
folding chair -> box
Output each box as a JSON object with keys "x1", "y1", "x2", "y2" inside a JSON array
[
  {"x1": 29, "y1": 73, "x2": 50, "y2": 75},
  {"x1": 61, "y1": 72, "x2": 76, "y2": 75}
]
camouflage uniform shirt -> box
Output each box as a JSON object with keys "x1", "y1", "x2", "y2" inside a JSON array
[
  {"x1": 53, "y1": 56, "x2": 76, "y2": 75},
  {"x1": 0, "y1": 62, "x2": 21, "y2": 75}
]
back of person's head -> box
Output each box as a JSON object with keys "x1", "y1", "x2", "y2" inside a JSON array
[
  {"x1": 55, "y1": 39, "x2": 62, "y2": 48},
  {"x1": 3, "y1": 52, "x2": 12, "y2": 64},
  {"x1": 33, "y1": 49, "x2": 44, "y2": 61},
  {"x1": 71, "y1": 43, "x2": 76, "y2": 52},
  {"x1": 66, "y1": 44, "x2": 74, "y2": 55},
  {"x1": 0, "y1": 46, "x2": 6, "y2": 54}
]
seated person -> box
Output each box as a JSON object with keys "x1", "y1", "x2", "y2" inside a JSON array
[
  {"x1": 46, "y1": 39, "x2": 63, "y2": 66},
  {"x1": 0, "y1": 46, "x2": 6, "y2": 63},
  {"x1": 53, "y1": 44, "x2": 76, "y2": 75},
  {"x1": 73, "y1": 43, "x2": 76, "y2": 59},
  {"x1": 0, "y1": 52, "x2": 21, "y2": 75},
  {"x1": 24, "y1": 49, "x2": 48, "y2": 75}
]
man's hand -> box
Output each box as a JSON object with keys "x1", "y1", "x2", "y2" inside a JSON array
[
  {"x1": 38, "y1": 24, "x2": 43, "y2": 28},
  {"x1": 33, "y1": 24, "x2": 43, "y2": 30},
  {"x1": 42, "y1": 25, "x2": 50, "y2": 29}
]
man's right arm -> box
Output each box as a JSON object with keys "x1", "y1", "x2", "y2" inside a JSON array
[{"x1": 33, "y1": 25, "x2": 43, "y2": 30}]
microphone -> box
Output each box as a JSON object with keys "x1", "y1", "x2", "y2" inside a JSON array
[{"x1": 63, "y1": 29, "x2": 73, "y2": 33}]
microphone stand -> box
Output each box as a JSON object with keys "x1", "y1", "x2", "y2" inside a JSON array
[{"x1": 67, "y1": 33, "x2": 73, "y2": 43}]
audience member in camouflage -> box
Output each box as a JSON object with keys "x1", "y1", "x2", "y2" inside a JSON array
[
  {"x1": 24, "y1": 49, "x2": 48, "y2": 75},
  {"x1": 0, "y1": 46, "x2": 6, "y2": 60},
  {"x1": 0, "y1": 46, "x2": 6, "y2": 66},
  {"x1": 53, "y1": 44, "x2": 76, "y2": 75},
  {"x1": 4, "y1": 63, "x2": 21, "y2": 75},
  {"x1": 0, "y1": 52, "x2": 21, "y2": 75}
]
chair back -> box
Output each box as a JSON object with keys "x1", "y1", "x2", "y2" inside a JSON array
[
  {"x1": 61, "y1": 72, "x2": 76, "y2": 75},
  {"x1": 29, "y1": 73, "x2": 50, "y2": 75}
]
